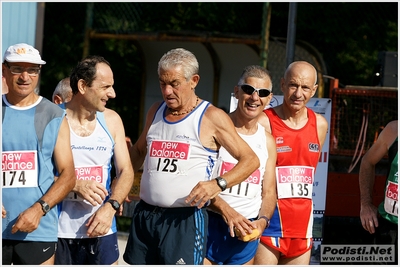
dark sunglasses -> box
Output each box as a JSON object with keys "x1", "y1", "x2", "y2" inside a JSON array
[{"x1": 239, "y1": 84, "x2": 271, "y2": 97}]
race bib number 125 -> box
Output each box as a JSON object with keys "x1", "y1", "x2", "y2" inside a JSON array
[{"x1": 148, "y1": 140, "x2": 190, "y2": 174}]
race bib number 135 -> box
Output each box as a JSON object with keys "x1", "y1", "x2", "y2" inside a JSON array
[{"x1": 276, "y1": 166, "x2": 314, "y2": 199}]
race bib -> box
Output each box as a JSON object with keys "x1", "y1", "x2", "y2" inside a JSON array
[
  {"x1": 276, "y1": 166, "x2": 314, "y2": 199},
  {"x1": 66, "y1": 165, "x2": 104, "y2": 201},
  {"x1": 147, "y1": 140, "x2": 191, "y2": 174},
  {"x1": 2, "y1": 151, "x2": 38, "y2": 188},
  {"x1": 384, "y1": 181, "x2": 398, "y2": 216},
  {"x1": 220, "y1": 161, "x2": 262, "y2": 198}
]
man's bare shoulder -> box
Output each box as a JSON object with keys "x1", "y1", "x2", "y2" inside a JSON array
[
  {"x1": 103, "y1": 107, "x2": 119, "y2": 116},
  {"x1": 386, "y1": 120, "x2": 398, "y2": 133},
  {"x1": 379, "y1": 120, "x2": 398, "y2": 144},
  {"x1": 315, "y1": 112, "x2": 328, "y2": 125},
  {"x1": 103, "y1": 107, "x2": 123, "y2": 122},
  {"x1": 102, "y1": 108, "x2": 124, "y2": 134},
  {"x1": 315, "y1": 113, "x2": 328, "y2": 128},
  {"x1": 257, "y1": 110, "x2": 270, "y2": 132},
  {"x1": 202, "y1": 105, "x2": 235, "y2": 129},
  {"x1": 200, "y1": 105, "x2": 235, "y2": 150}
]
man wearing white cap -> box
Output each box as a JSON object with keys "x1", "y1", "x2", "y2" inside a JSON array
[{"x1": 2, "y1": 43, "x2": 76, "y2": 265}]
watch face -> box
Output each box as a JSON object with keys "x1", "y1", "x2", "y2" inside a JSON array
[
  {"x1": 43, "y1": 204, "x2": 50, "y2": 212},
  {"x1": 220, "y1": 179, "x2": 227, "y2": 187},
  {"x1": 217, "y1": 177, "x2": 227, "y2": 191},
  {"x1": 109, "y1": 200, "x2": 120, "y2": 210},
  {"x1": 38, "y1": 200, "x2": 50, "y2": 213}
]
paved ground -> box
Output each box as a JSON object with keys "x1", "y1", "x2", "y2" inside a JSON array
[{"x1": 117, "y1": 232, "x2": 129, "y2": 265}]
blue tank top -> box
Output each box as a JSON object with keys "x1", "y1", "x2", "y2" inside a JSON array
[{"x1": 2, "y1": 95, "x2": 65, "y2": 241}]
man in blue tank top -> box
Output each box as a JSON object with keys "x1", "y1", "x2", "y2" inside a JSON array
[{"x1": 2, "y1": 43, "x2": 76, "y2": 265}]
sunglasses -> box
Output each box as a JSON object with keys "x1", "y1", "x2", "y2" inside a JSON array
[{"x1": 239, "y1": 84, "x2": 271, "y2": 97}]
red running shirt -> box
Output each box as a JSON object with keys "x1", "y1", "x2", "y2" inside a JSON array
[{"x1": 262, "y1": 107, "x2": 321, "y2": 238}]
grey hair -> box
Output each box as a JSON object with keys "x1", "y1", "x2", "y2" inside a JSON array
[
  {"x1": 237, "y1": 65, "x2": 272, "y2": 90},
  {"x1": 157, "y1": 48, "x2": 199, "y2": 81},
  {"x1": 52, "y1": 77, "x2": 71, "y2": 102}
]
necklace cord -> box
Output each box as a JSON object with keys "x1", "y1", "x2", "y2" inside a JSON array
[{"x1": 168, "y1": 96, "x2": 199, "y2": 116}]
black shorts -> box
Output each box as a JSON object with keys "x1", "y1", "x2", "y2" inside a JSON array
[
  {"x1": 123, "y1": 200, "x2": 208, "y2": 265},
  {"x1": 2, "y1": 240, "x2": 56, "y2": 265},
  {"x1": 55, "y1": 233, "x2": 119, "y2": 265}
]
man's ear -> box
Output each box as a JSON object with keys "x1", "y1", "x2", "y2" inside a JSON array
[
  {"x1": 77, "y1": 79, "x2": 87, "y2": 94},
  {"x1": 234, "y1": 85, "x2": 240, "y2": 99},
  {"x1": 280, "y1": 77, "x2": 285, "y2": 94},
  {"x1": 53, "y1": 95, "x2": 63, "y2": 104},
  {"x1": 190, "y1": 74, "x2": 200, "y2": 89},
  {"x1": 311, "y1": 84, "x2": 318, "y2": 98}
]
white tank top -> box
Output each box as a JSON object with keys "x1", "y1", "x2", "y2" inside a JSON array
[
  {"x1": 214, "y1": 123, "x2": 268, "y2": 218},
  {"x1": 58, "y1": 113, "x2": 114, "y2": 238},
  {"x1": 140, "y1": 100, "x2": 218, "y2": 207}
]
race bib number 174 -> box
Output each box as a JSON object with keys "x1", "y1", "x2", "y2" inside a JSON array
[
  {"x1": 276, "y1": 166, "x2": 314, "y2": 199},
  {"x1": 2, "y1": 151, "x2": 38, "y2": 188}
]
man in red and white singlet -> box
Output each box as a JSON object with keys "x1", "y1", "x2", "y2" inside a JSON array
[{"x1": 255, "y1": 61, "x2": 328, "y2": 265}]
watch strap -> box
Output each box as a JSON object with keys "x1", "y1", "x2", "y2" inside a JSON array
[{"x1": 258, "y1": 215, "x2": 270, "y2": 229}]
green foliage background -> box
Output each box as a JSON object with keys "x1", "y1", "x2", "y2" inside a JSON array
[{"x1": 40, "y1": 2, "x2": 398, "y2": 142}]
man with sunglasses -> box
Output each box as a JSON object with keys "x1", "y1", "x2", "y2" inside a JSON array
[
  {"x1": 2, "y1": 43, "x2": 76, "y2": 265},
  {"x1": 255, "y1": 61, "x2": 328, "y2": 265},
  {"x1": 204, "y1": 65, "x2": 277, "y2": 265}
]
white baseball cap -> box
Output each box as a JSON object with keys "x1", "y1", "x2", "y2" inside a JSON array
[{"x1": 3, "y1": 43, "x2": 46, "y2": 65}]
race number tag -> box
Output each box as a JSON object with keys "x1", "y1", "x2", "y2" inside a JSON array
[
  {"x1": 2, "y1": 151, "x2": 38, "y2": 188},
  {"x1": 220, "y1": 161, "x2": 261, "y2": 198},
  {"x1": 384, "y1": 181, "x2": 398, "y2": 216},
  {"x1": 66, "y1": 165, "x2": 104, "y2": 201},
  {"x1": 148, "y1": 140, "x2": 190, "y2": 174},
  {"x1": 276, "y1": 166, "x2": 314, "y2": 199}
]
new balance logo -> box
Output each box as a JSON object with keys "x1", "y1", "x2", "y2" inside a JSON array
[
  {"x1": 43, "y1": 247, "x2": 50, "y2": 252},
  {"x1": 176, "y1": 258, "x2": 186, "y2": 265}
]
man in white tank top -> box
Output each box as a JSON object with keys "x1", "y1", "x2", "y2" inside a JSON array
[
  {"x1": 55, "y1": 55, "x2": 134, "y2": 265},
  {"x1": 123, "y1": 48, "x2": 260, "y2": 265},
  {"x1": 204, "y1": 65, "x2": 277, "y2": 265}
]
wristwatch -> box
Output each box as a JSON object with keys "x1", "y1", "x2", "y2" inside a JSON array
[
  {"x1": 107, "y1": 199, "x2": 120, "y2": 211},
  {"x1": 37, "y1": 199, "x2": 50, "y2": 216},
  {"x1": 215, "y1": 176, "x2": 227, "y2": 191}
]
